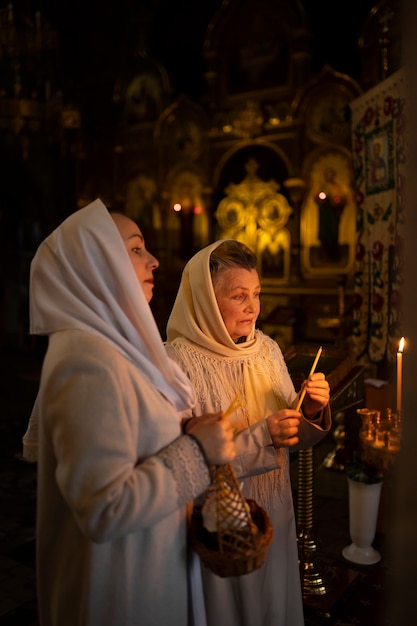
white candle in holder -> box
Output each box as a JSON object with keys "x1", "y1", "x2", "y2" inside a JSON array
[{"x1": 396, "y1": 337, "x2": 405, "y2": 413}]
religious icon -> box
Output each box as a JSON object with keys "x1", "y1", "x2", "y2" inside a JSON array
[
  {"x1": 370, "y1": 138, "x2": 387, "y2": 186},
  {"x1": 168, "y1": 170, "x2": 208, "y2": 260},
  {"x1": 301, "y1": 151, "x2": 356, "y2": 276},
  {"x1": 123, "y1": 72, "x2": 163, "y2": 125},
  {"x1": 365, "y1": 125, "x2": 394, "y2": 195},
  {"x1": 314, "y1": 166, "x2": 348, "y2": 263}
]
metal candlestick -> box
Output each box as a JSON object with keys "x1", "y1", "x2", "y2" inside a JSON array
[{"x1": 297, "y1": 447, "x2": 327, "y2": 597}]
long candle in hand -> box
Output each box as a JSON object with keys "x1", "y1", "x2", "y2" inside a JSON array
[
  {"x1": 295, "y1": 346, "x2": 323, "y2": 412},
  {"x1": 397, "y1": 337, "x2": 405, "y2": 413}
]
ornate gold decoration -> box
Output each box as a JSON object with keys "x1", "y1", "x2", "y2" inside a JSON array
[
  {"x1": 215, "y1": 158, "x2": 292, "y2": 284},
  {"x1": 209, "y1": 100, "x2": 267, "y2": 139}
]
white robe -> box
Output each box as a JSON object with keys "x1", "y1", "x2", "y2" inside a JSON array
[
  {"x1": 37, "y1": 330, "x2": 210, "y2": 626},
  {"x1": 29, "y1": 199, "x2": 209, "y2": 626},
  {"x1": 166, "y1": 333, "x2": 331, "y2": 626},
  {"x1": 164, "y1": 240, "x2": 331, "y2": 626}
]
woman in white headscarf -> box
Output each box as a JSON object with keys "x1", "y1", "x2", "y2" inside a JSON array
[
  {"x1": 165, "y1": 239, "x2": 331, "y2": 626},
  {"x1": 29, "y1": 199, "x2": 235, "y2": 626}
]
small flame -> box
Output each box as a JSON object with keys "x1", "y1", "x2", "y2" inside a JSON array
[{"x1": 398, "y1": 336, "x2": 405, "y2": 353}]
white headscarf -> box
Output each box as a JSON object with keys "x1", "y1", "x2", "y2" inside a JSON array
[
  {"x1": 165, "y1": 240, "x2": 292, "y2": 508},
  {"x1": 30, "y1": 198, "x2": 195, "y2": 411},
  {"x1": 166, "y1": 240, "x2": 257, "y2": 355},
  {"x1": 166, "y1": 240, "x2": 288, "y2": 429}
]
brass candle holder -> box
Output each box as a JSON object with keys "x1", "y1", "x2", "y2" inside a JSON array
[
  {"x1": 297, "y1": 446, "x2": 328, "y2": 598},
  {"x1": 357, "y1": 407, "x2": 402, "y2": 473}
]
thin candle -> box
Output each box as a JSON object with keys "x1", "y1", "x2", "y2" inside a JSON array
[
  {"x1": 396, "y1": 336, "x2": 405, "y2": 413},
  {"x1": 295, "y1": 346, "x2": 322, "y2": 412},
  {"x1": 222, "y1": 393, "x2": 243, "y2": 421}
]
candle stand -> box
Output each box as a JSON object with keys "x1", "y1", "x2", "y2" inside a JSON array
[
  {"x1": 287, "y1": 347, "x2": 365, "y2": 615},
  {"x1": 358, "y1": 407, "x2": 402, "y2": 473},
  {"x1": 297, "y1": 446, "x2": 328, "y2": 598},
  {"x1": 297, "y1": 445, "x2": 360, "y2": 616},
  {"x1": 342, "y1": 407, "x2": 401, "y2": 565}
]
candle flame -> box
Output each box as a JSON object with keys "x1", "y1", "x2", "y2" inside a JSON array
[{"x1": 398, "y1": 337, "x2": 405, "y2": 353}]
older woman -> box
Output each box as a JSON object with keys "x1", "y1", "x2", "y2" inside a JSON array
[{"x1": 165, "y1": 239, "x2": 331, "y2": 626}]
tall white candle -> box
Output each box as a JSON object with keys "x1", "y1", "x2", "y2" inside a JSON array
[{"x1": 397, "y1": 337, "x2": 405, "y2": 413}]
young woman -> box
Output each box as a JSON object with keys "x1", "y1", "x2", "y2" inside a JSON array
[{"x1": 30, "y1": 199, "x2": 235, "y2": 626}]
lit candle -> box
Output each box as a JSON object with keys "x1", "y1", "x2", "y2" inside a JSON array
[{"x1": 396, "y1": 337, "x2": 405, "y2": 413}]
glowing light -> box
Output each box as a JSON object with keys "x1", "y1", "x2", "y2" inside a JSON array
[
  {"x1": 194, "y1": 206, "x2": 203, "y2": 215},
  {"x1": 397, "y1": 337, "x2": 405, "y2": 413},
  {"x1": 318, "y1": 191, "x2": 327, "y2": 200},
  {"x1": 398, "y1": 336, "x2": 405, "y2": 353},
  {"x1": 173, "y1": 203, "x2": 182, "y2": 212}
]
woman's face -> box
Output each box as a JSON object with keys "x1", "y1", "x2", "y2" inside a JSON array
[
  {"x1": 111, "y1": 213, "x2": 159, "y2": 303},
  {"x1": 213, "y1": 267, "x2": 261, "y2": 342}
]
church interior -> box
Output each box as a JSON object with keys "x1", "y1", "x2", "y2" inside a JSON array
[{"x1": 1, "y1": 0, "x2": 417, "y2": 624}]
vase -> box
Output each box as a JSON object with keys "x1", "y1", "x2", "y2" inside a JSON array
[{"x1": 342, "y1": 476, "x2": 383, "y2": 565}]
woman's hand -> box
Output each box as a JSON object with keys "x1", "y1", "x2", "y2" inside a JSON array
[
  {"x1": 267, "y1": 410, "x2": 302, "y2": 448},
  {"x1": 187, "y1": 413, "x2": 236, "y2": 466},
  {"x1": 300, "y1": 372, "x2": 330, "y2": 419},
  {"x1": 183, "y1": 414, "x2": 212, "y2": 434}
]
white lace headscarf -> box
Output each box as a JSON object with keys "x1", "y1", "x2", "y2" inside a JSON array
[
  {"x1": 30, "y1": 198, "x2": 196, "y2": 412},
  {"x1": 166, "y1": 240, "x2": 288, "y2": 432}
]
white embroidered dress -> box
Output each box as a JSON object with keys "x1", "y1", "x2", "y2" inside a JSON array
[{"x1": 165, "y1": 240, "x2": 331, "y2": 626}]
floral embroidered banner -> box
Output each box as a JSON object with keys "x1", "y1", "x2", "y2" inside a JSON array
[{"x1": 350, "y1": 68, "x2": 406, "y2": 364}]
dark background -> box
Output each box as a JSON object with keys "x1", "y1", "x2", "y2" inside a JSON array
[{"x1": 37, "y1": 0, "x2": 377, "y2": 104}]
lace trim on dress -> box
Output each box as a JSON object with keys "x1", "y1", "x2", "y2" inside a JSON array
[
  {"x1": 157, "y1": 436, "x2": 210, "y2": 505},
  {"x1": 241, "y1": 449, "x2": 289, "y2": 510},
  {"x1": 168, "y1": 332, "x2": 291, "y2": 420},
  {"x1": 167, "y1": 331, "x2": 294, "y2": 509}
]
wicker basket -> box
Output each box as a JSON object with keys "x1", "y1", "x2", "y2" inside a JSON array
[{"x1": 190, "y1": 463, "x2": 273, "y2": 577}]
